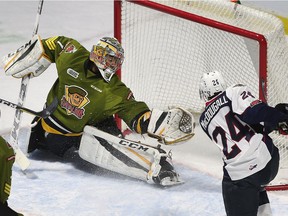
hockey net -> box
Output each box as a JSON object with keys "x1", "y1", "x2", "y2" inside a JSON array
[{"x1": 114, "y1": 0, "x2": 288, "y2": 190}]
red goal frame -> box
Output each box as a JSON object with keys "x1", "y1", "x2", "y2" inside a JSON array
[
  {"x1": 114, "y1": 0, "x2": 267, "y2": 100},
  {"x1": 114, "y1": 0, "x2": 288, "y2": 191}
]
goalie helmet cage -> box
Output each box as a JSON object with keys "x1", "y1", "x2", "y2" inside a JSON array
[{"x1": 114, "y1": 0, "x2": 288, "y2": 190}]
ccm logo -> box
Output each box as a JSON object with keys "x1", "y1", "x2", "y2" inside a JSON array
[{"x1": 119, "y1": 140, "x2": 149, "y2": 152}]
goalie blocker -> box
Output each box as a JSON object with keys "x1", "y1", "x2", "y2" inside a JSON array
[
  {"x1": 79, "y1": 126, "x2": 183, "y2": 187},
  {"x1": 1, "y1": 35, "x2": 51, "y2": 78}
]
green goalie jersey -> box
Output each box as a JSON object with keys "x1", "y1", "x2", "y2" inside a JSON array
[{"x1": 41, "y1": 36, "x2": 149, "y2": 134}]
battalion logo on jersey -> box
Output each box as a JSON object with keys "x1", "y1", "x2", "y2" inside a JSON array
[{"x1": 61, "y1": 85, "x2": 90, "y2": 119}]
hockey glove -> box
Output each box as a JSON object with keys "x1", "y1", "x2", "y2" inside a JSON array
[
  {"x1": 275, "y1": 103, "x2": 288, "y2": 135},
  {"x1": 1, "y1": 35, "x2": 51, "y2": 78},
  {"x1": 147, "y1": 107, "x2": 195, "y2": 145},
  {"x1": 278, "y1": 121, "x2": 288, "y2": 135},
  {"x1": 275, "y1": 103, "x2": 288, "y2": 114}
]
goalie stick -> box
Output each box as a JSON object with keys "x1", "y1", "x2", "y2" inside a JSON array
[
  {"x1": 0, "y1": 97, "x2": 58, "y2": 119},
  {"x1": 9, "y1": 0, "x2": 44, "y2": 171}
]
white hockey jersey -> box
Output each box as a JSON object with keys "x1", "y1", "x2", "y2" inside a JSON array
[{"x1": 199, "y1": 84, "x2": 272, "y2": 181}]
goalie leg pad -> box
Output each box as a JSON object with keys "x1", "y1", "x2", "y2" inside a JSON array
[
  {"x1": 1, "y1": 35, "x2": 51, "y2": 78},
  {"x1": 79, "y1": 126, "x2": 154, "y2": 181},
  {"x1": 79, "y1": 126, "x2": 183, "y2": 186}
]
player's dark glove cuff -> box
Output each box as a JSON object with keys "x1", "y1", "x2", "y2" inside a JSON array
[
  {"x1": 278, "y1": 121, "x2": 288, "y2": 135},
  {"x1": 275, "y1": 103, "x2": 288, "y2": 114}
]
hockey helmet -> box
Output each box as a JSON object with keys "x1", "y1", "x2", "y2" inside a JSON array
[
  {"x1": 90, "y1": 37, "x2": 124, "y2": 82},
  {"x1": 199, "y1": 71, "x2": 227, "y2": 102}
]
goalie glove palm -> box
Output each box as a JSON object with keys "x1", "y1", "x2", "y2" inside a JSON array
[{"x1": 147, "y1": 107, "x2": 195, "y2": 144}]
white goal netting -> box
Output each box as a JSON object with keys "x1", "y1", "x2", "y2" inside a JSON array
[{"x1": 116, "y1": 0, "x2": 288, "y2": 189}]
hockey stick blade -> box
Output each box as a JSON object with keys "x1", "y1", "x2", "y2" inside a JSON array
[
  {"x1": 0, "y1": 97, "x2": 58, "y2": 118},
  {"x1": 14, "y1": 148, "x2": 30, "y2": 170}
]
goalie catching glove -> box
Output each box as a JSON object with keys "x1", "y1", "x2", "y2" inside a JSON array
[
  {"x1": 1, "y1": 35, "x2": 51, "y2": 78},
  {"x1": 147, "y1": 107, "x2": 195, "y2": 145}
]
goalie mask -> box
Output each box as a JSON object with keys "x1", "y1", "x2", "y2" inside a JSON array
[
  {"x1": 199, "y1": 71, "x2": 227, "y2": 102},
  {"x1": 90, "y1": 37, "x2": 124, "y2": 82}
]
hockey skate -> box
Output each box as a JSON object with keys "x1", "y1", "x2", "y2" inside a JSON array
[
  {"x1": 27, "y1": 117, "x2": 47, "y2": 153},
  {"x1": 151, "y1": 155, "x2": 184, "y2": 187}
]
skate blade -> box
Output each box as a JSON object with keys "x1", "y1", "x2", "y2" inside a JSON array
[{"x1": 160, "y1": 177, "x2": 185, "y2": 187}]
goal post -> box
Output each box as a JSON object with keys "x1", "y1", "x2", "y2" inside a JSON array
[{"x1": 114, "y1": 0, "x2": 288, "y2": 190}]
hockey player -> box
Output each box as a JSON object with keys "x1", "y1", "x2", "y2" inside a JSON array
[
  {"x1": 198, "y1": 71, "x2": 288, "y2": 216},
  {"x1": 0, "y1": 124, "x2": 23, "y2": 215},
  {"x1": 1, "y1": 35, "x2": 195, "y2": 186}
]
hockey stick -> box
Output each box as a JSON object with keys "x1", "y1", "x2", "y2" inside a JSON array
[
  {"x1": 9, "y1": 0, "x2": 45, "y2": 171},
  {"x1": 0, "y1": 97, "x2": 57, "y2": 119}
]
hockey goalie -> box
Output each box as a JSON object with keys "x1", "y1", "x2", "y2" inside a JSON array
[{"x1": 1, "y1": 35, "x2": 195, "y2": 187}]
